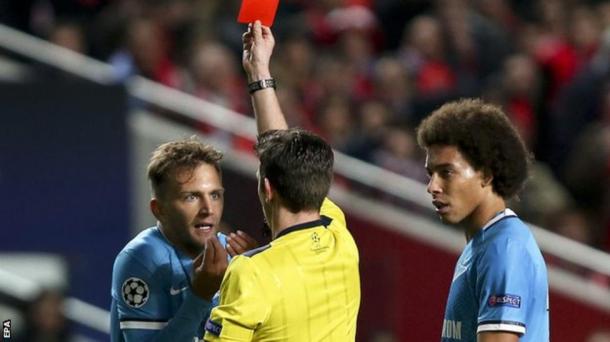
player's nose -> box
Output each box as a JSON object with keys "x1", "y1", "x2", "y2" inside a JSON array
[
  {"x1": 427, "y1": 175, "x2": 442, "y2": 195},
  {"x1": 198, "y1": 196, "x2": 214, "y2": 215}
]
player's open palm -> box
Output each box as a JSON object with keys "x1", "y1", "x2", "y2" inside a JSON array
[
  {"x1": 226, "y1": 230, "x2": 259, "y2": 257},
  {"x1": 191, "y1": 236, "x2": 228, "y2": 301}
]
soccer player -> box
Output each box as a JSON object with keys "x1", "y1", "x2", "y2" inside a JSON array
[
  {"x1": 197, "y1": 21, "x2": 361, "y2": 341},
  {"x1": 110, "y1": 138, "x2": 257, "y2": 341},
  {"x1": 416, "y1": 99, "x2": 549, "y2": 342}
]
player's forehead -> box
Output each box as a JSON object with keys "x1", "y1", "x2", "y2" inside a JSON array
[
  {"x1": 425, "y1": 145, "x2": 469, "y2": 169},
  {"x1": 166, "y1": 163, "x2": 223, "y2": 191}
]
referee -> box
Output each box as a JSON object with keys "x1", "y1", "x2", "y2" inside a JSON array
[{"x1": 198, "y1": 21, "x2": 361, "y2": 341}]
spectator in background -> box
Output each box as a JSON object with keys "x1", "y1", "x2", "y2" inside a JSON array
[
  {"x1": 506, "y1": 160, "x2": 573, "y2": 228},
  {"x1": 274, "y1": 33, "x2": 316, "y2": 96},
  {"x1": 528, "y1": 0, "x2": 600, "y2": 104},
  {"x1": 180, "y1": 39, "x2": 251, "y2": 149},
  {"x1": 474, "y1": 0, "x2": 519, "y2": 35},
  {"x1": 35, "y1": 20, "x2": 90, "y2": 82},
  {"x1": 547, "y1": 207, "x2": 594, "y2": 247},
  {"x1": 316, "y1": 95, "x2": 355, "y2": 151},
  {"x1": 563, "y1": 82, "x2": 610, "y2": 242},
  {"x1": 0, "y1": 0, "x2": 107, "y2": 36},
  {"x1": 546, "y1": 207, "x2": 609, "y2": 276},
  {"x1": 400, "y1": 15, "x2": 456, "y2": 98},
  {"x1": 545, "y1": 24, "x2": 610, "y2": 173},
  {"x1": 498, "y1": 54, "x2": 541, "y2": 147},
  {"x1": 371, "y1": 57, "x2": 413, "y2": 124},
  {"x1": 48, "y1": 21, "x2": 86, "y2": 54},
  {"x1": 17, "y1": 290, "x2": 71, "y2": 342},
  {"x1": 372, "y1": 124, "x2": 427, "y2": 183},
  {"x1": 183, "y1": 40, "x2": 248, "y2": 114},
  {"x1": 546, "y1": 207, "x2": 609, "y2": 287},
  {"x1": 485, "y1": 53, "x2": 574, "y2": 226},
  {"x1": 345, "y1": 99, "x2": 391, "y2": 161},
  {"x1": 108, "y1": 17, "x2": 180, "y2": 87},
  {"x1": 275, "y1": 87, "x2": 316, "y2": 130},
  {"x1": 309, "y1": 54, "x2": 358, "y2": 115},
  {"x1": 436, "y1": 0, "x2": 512, "y2": 88}
]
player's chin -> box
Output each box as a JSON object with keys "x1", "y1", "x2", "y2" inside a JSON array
[
  {"x1": 438, "y1": 212, "x2": 459, "y2": 225},
  {"x1": 191, "y1": 227, "x2": 216, "y2": 243}
]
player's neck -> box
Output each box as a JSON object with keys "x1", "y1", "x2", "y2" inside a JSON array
[
  {"x1": 270, "y1": 206, "x2": 320, "y2": 240},
  {"x1": 463, "y1": 194, "x2": 506, "y2": 241},
  {"x1": 157, "y1": 224, "x2": 199, "y2": 259}
]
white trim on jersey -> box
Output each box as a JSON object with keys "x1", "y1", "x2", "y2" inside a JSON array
[
  {"x1": 477, "y1": 323, "x2": 526, "y2": 335},
  {"x1": 481, "y1": 209, "x2": 517, "y2": 231},
  {"x1": 120, "y1": 321, "x2": 168, "y2": 330}
]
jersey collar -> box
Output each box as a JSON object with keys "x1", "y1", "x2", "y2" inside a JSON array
[
  {"x1": 481, "y1": 208, "x2": 517, "y2": 232},
  {"x1": 275, "y1": 215, "x2": 332, "y2": 240}
]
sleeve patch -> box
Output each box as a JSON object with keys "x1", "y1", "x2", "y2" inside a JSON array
[
  {"x1": 121, "y1": 277, "x2": 150, "y2": 308},
  {"x1": 487, "y1": 294, "x2": 521, "y2": 308},
  {"x1": 205, "y1": 319, "x2": 223, "y2": 336}
]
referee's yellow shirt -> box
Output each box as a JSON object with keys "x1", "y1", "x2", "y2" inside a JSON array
[{"x1": 204, "y1": 198, "x2": 360, "y2": 341}]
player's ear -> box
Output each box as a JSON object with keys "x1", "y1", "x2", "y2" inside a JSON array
[
  {"x1": 481, "y1": 172, "x2": 493, "y2": 187},
  {"x1": 150, "y1": 197, "x2": 163, "y2": 220}
]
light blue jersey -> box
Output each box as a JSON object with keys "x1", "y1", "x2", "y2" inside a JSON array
[
  {"x1": 441, "y1": 209, "x2": 549, "y2": 341},
  {"x1": 110, "y1": 227, "x2": 227, "y2": 341}
]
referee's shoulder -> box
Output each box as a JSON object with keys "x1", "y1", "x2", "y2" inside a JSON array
[
  {"x1": 241, "y1": 243, "x2": 272, "y2": 258},
  {"x1": 321, "y1": 197, "x2": 346, "y2": 227}
]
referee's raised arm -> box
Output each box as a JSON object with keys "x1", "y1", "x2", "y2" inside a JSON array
[{"x1": 242, "y1": 20, "x2": 287, "y2": 133}]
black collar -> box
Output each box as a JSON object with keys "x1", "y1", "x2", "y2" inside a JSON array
[{"x1": 275, "y1": 215, "x2": 332, "y2": 239}]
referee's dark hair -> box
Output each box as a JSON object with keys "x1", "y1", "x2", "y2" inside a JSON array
[
  {"x1": 416, "y1": 98, "x2": 532, "y2": 199},
  {"x1": 255, "y1": 128, "x2": 334, "y2": 213}
]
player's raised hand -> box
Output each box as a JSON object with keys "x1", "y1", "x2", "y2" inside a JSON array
[
  {"x1": 226, "y1": 230, "x2": 259, "y2": 257},
  {"x1": 242, "y1": 20, "x2": 275, "y2": 82},
  {"x1": 191, "y1": 235, "x2": 228, "y2": 301}
]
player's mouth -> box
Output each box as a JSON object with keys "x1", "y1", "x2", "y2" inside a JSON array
[
  {"x1": 194, "y1": 223, "x2": 214, "y2": 234},
  {"x1": 432, "y1": 200, "x2": 450, "y2": 215}
]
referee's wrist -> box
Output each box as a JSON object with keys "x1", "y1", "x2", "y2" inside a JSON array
[{"x1": 248, "y1": 78, "x2": 276, "y2": 94}]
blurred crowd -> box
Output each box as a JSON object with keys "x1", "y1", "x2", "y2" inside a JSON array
[{"x1": 2, "y1": 0, "x2": 610, "y2": 274}]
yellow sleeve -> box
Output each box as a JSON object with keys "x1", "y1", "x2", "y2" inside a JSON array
[
  {"x1": 204, "y1": 256, "x2": 270, "y2": 341},
  {"x1": 320, "y1": 197, "x2": 346, "y2": 227}
]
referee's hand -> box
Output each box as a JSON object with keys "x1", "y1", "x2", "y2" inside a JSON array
[
  {"x1": 242, "y1": 20, "x2": 274, "y2": 82},
  {"x1": 191, "y1": 235, "x2": 228, "y2": 301}
]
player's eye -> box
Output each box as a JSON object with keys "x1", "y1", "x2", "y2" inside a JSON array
[
  {"x1": 211, "y1": 191, "x2": 223, "y2": 200},
  {"x1": 184, "y1": 194, "x2": 198, "y2": 201},
  {"x1": 441, "y1": 169, "x2": 454, "y2": 178}
]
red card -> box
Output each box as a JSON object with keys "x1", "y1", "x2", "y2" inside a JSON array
[{"x1": 237, "y1": 0, "x2": 280, "y2": 27}]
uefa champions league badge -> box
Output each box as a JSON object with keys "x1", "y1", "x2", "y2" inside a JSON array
[{"x1": 122, "y1": 277, "x2": 150, "y2": 308}]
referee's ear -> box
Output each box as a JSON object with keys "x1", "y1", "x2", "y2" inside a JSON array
[{"x1": 263, "y1": 177, "x2": 274, "y2": 203}]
